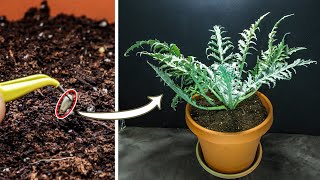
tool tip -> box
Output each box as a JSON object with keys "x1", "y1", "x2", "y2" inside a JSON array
[{"x1": 57, "y1": 85, "x2": 66, "y2": 93}]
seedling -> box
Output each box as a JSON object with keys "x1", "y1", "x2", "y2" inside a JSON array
[{"x1": 125, "y1": 13, "x2": 316, "y2": 110}]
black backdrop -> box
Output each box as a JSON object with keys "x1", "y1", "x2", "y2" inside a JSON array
[{"x1": 119, "y1": 0, "x2": 320, "y2": 135}]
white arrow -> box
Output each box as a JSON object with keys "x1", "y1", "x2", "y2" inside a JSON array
[{"x1": 77, "y1": 94, "x2": 163, "y2": 120}]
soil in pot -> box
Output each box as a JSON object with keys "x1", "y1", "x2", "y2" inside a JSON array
[
  {"x1": 0, "y1": 2, "x2": 114, "y2": 179},
  {"x1": 191, "y1": 94, "x2": 267, "y2": 132}
]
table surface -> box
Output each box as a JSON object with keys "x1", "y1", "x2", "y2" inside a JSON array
[{"x1": 119, "y1": 127, "x2": 320, "y2": 180}]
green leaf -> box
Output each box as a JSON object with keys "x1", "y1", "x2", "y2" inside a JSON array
[
  {"x1": 148, "y1": 62, "x2": 226, "y2": 110},
  {"x1": 124, "y1": 13, "x2": 316, "y2": 111},
  {"x1": 206, "y1": 25, "x2": 234, "y2": 62},
  {"x1": 268, "y1": 14, "x2": 294, "y2": 49},
  {"x1": 237, "y1": 12, "x2": 269, "y2": 78},
  {"x1": 170, "y1": 44, "x2": 181, "y2": 56}
]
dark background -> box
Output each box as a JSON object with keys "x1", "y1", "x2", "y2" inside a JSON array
[{"x1": 119, "y1": 0, "x2": 320, "y2": 135}]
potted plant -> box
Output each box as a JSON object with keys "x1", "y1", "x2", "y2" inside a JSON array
[{"x1": 124, "y1": 13, "x2": 316, "y2": 178}]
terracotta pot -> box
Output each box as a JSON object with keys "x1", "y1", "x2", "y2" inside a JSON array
[
  {"x1": 186, "y1": 91, "x2": 273, "y2": 174},
  {"x1": 0, "y1": 0, "x2": 114, "y2": 22}
]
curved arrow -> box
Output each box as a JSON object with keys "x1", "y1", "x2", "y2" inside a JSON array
[{"x1": 77, "y1": 94, "x2": 163, "y2": 120}]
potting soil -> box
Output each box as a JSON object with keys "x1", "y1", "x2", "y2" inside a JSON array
[{"x1": 0, "y1": 3, "x2": 114, "y2": 179}]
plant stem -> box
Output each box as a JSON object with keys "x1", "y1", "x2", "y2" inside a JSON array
[
  {"x1": 207, "y1": 87, "x2": 224, "y2": 103},
  {"x1": 235, "y1": 89, "x2": 259, "y2": 107},
  {"x1": 190, "y1": 101, "x2": 227, "y2": 110}
]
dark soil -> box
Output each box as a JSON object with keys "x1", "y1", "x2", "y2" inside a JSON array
[
  {"x1": 191, "y1": 94, "x2": 267, "y2": 132},
  {"x1": 0, "y1": 2, "x2": 114, "y2": 179}
]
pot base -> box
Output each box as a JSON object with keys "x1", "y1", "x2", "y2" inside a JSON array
[{"x1": 196, "y1": 142, "x2": 262, "y2": 179}]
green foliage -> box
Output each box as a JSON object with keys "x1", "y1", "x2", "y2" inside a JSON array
[{"x1": 124, "y1": 13, "x2": 317, "y2": 110}]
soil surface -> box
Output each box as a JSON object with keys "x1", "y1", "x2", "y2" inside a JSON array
[
  {"x1": 0, "y1": 2, "x2": 114, "y2": 179},
  {"x1": 191, "y1": 94, "x2": 267, "y2": 132}
]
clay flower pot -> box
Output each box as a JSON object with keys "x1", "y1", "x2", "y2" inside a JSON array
[
  {"x1": 186, "y1": 91, "x2": 273, "y2": 176},
  {"x1": 0, "y1": 0, "x2": 114, "y2": 22}
]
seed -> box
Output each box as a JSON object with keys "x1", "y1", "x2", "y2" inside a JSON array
[{"x1": 59, "y1": 95, "x2": 73, "y2": 114}]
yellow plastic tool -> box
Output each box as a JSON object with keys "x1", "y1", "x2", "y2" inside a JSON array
[
  {"x1": 0, "y1": 74, "x2": 62, "y2": 123},
  {"x1": 0, "y1": 74, "x2": 60, "y2": 102}
]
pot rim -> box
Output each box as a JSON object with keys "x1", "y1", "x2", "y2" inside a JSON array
[
  {"x1": 186, "y1": 91, "x2": 273, "y2": 142},
  {"x1": 0, "y1": 0, "x2": 115, "y2": 22}
]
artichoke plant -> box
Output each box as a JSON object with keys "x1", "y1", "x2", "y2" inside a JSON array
[{"x1": 125, "y1": 13, "x2": 316, "y2": 110}]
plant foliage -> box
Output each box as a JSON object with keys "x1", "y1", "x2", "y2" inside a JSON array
[{"x1": 125, "y1": 13, "x2": 316, "y2": 110}]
